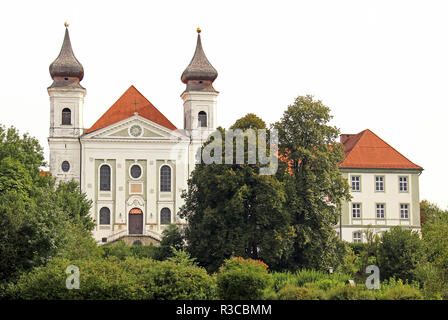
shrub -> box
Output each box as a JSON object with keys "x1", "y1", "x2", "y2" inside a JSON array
[
  {"x1": 325, "y1": 285, "x2": 376, "y2": 300},
  {"x1": 377, "y1": 227, "x2": 424, "y2": 282},
  {"x1": 271, "y1": 269, "x2": 351, "y2": 292},
  {"x1": 217, "y1": 257, "x2": 271, "y2": 300},
  {"x1": 277, "y1": 284, "x2": 324, "y2": 300},
  {"x1": 4, "y1": 256, "x2": 215, "y2": 300},
  {"x1": 304, "y1": 278, "x2": 345, "y2": 291},
  {"x1": 378, "y1": 278, "x2": 423, "y2": 300}
]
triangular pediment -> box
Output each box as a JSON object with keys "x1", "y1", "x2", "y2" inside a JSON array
[{"x1": 82, "y1": 115, "x2": 187, "y2": 141}]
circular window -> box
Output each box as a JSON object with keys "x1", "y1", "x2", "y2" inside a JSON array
[
  {"x1": 130, "y1": 164, "x2": 142, "y2": 179},
  {"x1": 129, "y1": 125, "x2": 142, "y2": 137},
  {"x1": 61, "y1": 161, "x2": 70, "y2": 172}
]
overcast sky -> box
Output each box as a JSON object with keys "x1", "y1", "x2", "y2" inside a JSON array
[{"x1": 0, "y1": 0, "x2": 446, "y2": 209}]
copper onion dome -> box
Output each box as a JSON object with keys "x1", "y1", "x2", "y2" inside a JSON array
[
  {"x1": 49, "y1": 23, "x2": 84, "y2": 87},
  {"x1": 181, "y1": 28, "x2": 218, "y2": 85}
]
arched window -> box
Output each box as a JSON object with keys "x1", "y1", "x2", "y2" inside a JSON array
[
  {"x1": 160, "y1": 208, "x2": 171, "y2": 225},
  {"x1": 62, "y1": 108, "x2": 71, "y2": 125},
  {"x1": 99, "y1": 207, "x2": 110, "y2": 225},
  {"x1": 198, "y1": 111, "x2": 207, "y2": 128},
  {"x1": 160, "y1": 165, "x2": 171, "y2": 192},
  {"x1": 100, "y1": 165, "x2": 111, "y2": 191}
]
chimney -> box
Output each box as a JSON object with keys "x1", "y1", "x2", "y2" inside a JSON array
[{"x1": 340, "y1": 134, "x2": 355, "y2": 144}]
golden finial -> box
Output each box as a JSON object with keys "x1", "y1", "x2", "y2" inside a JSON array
[
  {"x1": 197, "y1": 27, "x2": 201, "y2": 34},
  {"x1": 64, "y1": 21, "x2": 69, "y2": 28}
]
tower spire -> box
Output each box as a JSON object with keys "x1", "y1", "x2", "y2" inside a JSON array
[
  {"x1": 181, "y1": 28, "x2": 218, "y2": 92},
  {"x1": 49, "y1": 23, "x2": 84, "y2": 88}
]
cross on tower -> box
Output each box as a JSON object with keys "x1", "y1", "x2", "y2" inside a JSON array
[{"x1": 132, "y1": 99, "x2": 139, "y2": 113}]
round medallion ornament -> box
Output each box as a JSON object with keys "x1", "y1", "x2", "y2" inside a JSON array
[
  {"x1": 129, "y1": 125, "x2": 142, "y2": 137},
  {"x1": 130, "y1": 164, "x2": 142, "y2": 179},
  {"x1": 61, "y1": 161, "x2": 70, "y2": 172}
]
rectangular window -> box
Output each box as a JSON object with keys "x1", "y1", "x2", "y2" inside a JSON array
[
  {"x1": 399, "y1": 176, "x2": 409, "y2": 192},
  {"x1": 351, "y1": 176, "x2": 361, "y2": 191},
  {"x1": 376, "y1": 203, "x2": 385, "y2": 219},
  {"x1": 352, "y1": 203, "x2": 361, "y2": 219},
  {"x1": 400, "y1": 203, "x2": 409, "y2": 219},
  {"x1": 353, "y1": 231, "x2": 362, "y2": 243},
  {"x1": 375, "y1": 176, "x2": 385, "y2": 192}
]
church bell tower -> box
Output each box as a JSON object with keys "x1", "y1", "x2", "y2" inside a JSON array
[
  {"x1": 181, "y1": 28, "x2": 219, "y2": 168},
  {"x1": 48, "y1": 22, "x2": 86, "y2": 183}
]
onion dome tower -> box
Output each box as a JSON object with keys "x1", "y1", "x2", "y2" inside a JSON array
[
  {"x1": 181, "y1": 28, "x2": 219, "y2": 170},
  {"x1": 47, "y1": 22, "x2": 86, "y2": 184},
  {"x1": 181, "y1": 28, "x2": 218, "y2": 92},
  {"x1": 49, "y1": 22, "x2": 84, "y2": 88}
]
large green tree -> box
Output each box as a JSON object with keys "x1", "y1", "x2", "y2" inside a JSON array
[
  {"x1": 274, "y1": 95, "x2": 351, "y2": 271},
  {"x1": 180, "y1": 114, "x2": 294, "y2": 272},
  {"x1": 0, "y1": 125, "x2": 93, "y2": 282}
]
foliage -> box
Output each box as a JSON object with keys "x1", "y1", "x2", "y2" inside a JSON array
[
  {"x1": 216, "y1": 257, "x2": 272, "y2": 300},
  {"x1": 167, "y1": 247, "x2": 198, "y2": 267},
  {"x1": 55, "y1": 180, "x2": 94, "y2": 231},
  {"x1": 0, "y1": 125, "x2": 94, "y2": 282},
  {"x1": 277, "y1": 284, "x2": 324, "y2": 300},
  {"x1": 376, "y1": 226, "x2": 424, "y2": 282},
  {"x1": 274, "y1": 95, "x2": 351, "y2": 271},
  {"x1": 271, "y1": 269, "x2": 351, "y2": 292},
  {"x1": 100, "y1": 240, "x2": 158, "y2": 260},
  {"x1": 378, "y1": 279, "x2": 423, "y2": 300},
  {"x1": 154, "y1": 224, "x2": 184, "y2": 261},
  {"x1": 325, "y1": 285, "x2": 376, "y2": 300},
  {"x1": 4, "y1": 257, "x2": 215, "y2": 300},
  {"x1": 181, "y1": 114, "x2": 294, "y2": 272}
]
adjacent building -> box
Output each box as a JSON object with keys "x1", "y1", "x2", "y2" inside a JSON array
[{"x1": 337, "y1": 129, "x2": 423, "y2": 242}]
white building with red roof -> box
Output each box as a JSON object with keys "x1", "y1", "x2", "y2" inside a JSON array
[
  {"x1": 337, "y1": 129, "x2": 423, "y2": 242},
  {"x1": 47, "y1": 26, "x2": 217, "y2": 244}
]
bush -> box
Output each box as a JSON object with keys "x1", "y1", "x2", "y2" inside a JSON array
[
  {"x1": 304, "y1": 278, "x2": 345, "y2": 291},
  {"x1": 377, "y1": 227, "x2": 424, "y2": 282},
  {"x1": 378, "y1": 278, "x2": 423, "y2": 300},
  {"x1": 100, "y1": 241, "x2": 158, "y2": 260},
  {"x1": 217, "y1": 257, "x2": 271, "y2": 300},
  {"x1": 325, "y1": 285, "x2": 376, "y2": 300},
  {"x1": 4, "y1": 256, "x2": 215, "y2": 300},
  {"x1": 271, "y1": 269, "x2": 351, "y2": 292},
  {"x1": 277, "y1": 284, "x2": 324, "y2": 300}
]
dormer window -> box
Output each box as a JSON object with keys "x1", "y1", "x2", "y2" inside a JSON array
[
  {"x1": 198, "y1": 111, "x2": 207, "y2": 128},
  {"x1": 62, "y1": 108, "x2": 71, "y2": 125}
]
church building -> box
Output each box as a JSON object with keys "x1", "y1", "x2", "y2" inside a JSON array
[{"x1": 48, "y1": 25, "x2": 218, "y2": 244}]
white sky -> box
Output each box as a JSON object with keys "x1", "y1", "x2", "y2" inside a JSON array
[{"x1": 0, "y1": 0, "x2": 446, "y2": 209}]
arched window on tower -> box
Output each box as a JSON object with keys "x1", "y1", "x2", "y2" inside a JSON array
[
  {"x1": 99, "y1": 207, "x2": 110, "y2": 225},
  {"x1": 100, "y1": 165, "x2": 111, "y2": 191},
  {"x1": 160, "y1": 165, "x2": 171, "y2": 192},
  {"x1": 160, "y1": 208, "x2": 171, "y2": 225},
  {"x1": 62, "y1": 108, "x2": 72, "y2": 125},
  {"x1": 198, "y1": 111, "x2": 207, "y2": 128}
]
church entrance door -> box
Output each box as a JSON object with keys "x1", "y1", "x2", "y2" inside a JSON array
[{"x1": 129, "y1": 208, "x2": 143, "y2": 234}]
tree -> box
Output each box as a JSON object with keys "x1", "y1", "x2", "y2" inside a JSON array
[
  {"x1": 377, "y1": 226, "x2": 424, "y2": 282},
  {"x1": 0, "y1": 125, "x2": 93, "y2": 282},
  {"x1": 154, "y1": 224, "x2": 185, "y2": 261},
  {"x1": 180, "y1": 114, "x2": 294, "y2": 272},
  {"x1": 274, "y1": 95, "x2": 351, "y2": 271}
]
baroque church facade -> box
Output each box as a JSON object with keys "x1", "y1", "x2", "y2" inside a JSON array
[{"x1": 48, "y1": 25, "x2": 217, "y2": 244}]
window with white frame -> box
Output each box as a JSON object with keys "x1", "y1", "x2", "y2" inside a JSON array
[
  {"x1": 351, "y1": 176, "x2": 360, "y2": 191},
  {"x1": 376, "y1": 203, "x2": 385, "y2": 219},
  {"x1": 99, "y1": 207, "x2": 110, "y2": 225},
  {"x1": 400, "y1": 203, "x2": 409, "y2": 219},
  {"x1": 375, "y1": 176, "x2": 385, "y2": 192},
  {"x1": 353, "y1": 231, "x2": 362, "y2": 243},
  {"x1": 352, "y1": 203, "x2": 361, "y2": 219},
  {"x1": 399, "y1": 176, "x2": 408, "y2": 192},
  {"x1": 160, "y1": 165, "x2": 171, "y2": 192}
]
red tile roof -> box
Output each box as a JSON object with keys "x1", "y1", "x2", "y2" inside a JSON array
[
  {"x1": 85, "y1": 85, "x2": 177, "y2": 134},
  {"x1": 340, "y1": 129, "x2": 422, "y2": 170}
]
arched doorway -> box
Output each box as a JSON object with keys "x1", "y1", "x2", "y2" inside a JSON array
[{"x1": 129, "y1": 207, "x2": 143, "y2": 234}]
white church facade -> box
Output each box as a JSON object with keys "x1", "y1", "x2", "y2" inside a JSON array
[{"x1": 48, "y1": 25, "x2": 217, "y2": 244}]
